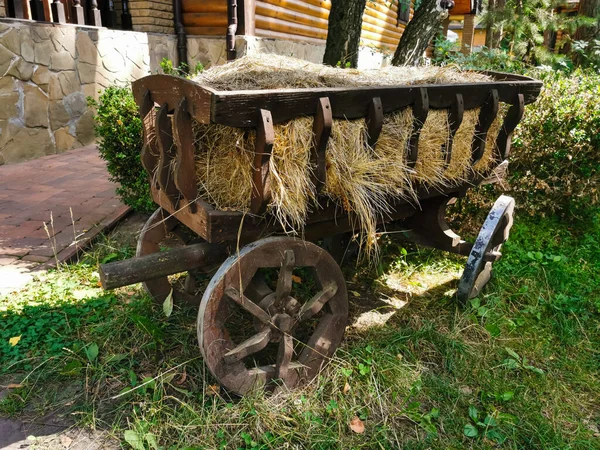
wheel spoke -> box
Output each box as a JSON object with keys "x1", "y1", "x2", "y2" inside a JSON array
[
  {"x1": 275, "y1": 332, "x2": 294, "y2": 384},
  {"x1": 184, "y1": 271, "x2": 197, "y2": 294},
  {"x1": 275, "y1": 250, "x2": 295, "y2": 301},
  {"x1": 225, "y1": 287, "x2": 271, "y2": 324},
  {"x1": 298, "y1": 282, "x2": 338, "y2": 321},
  {"x1": 223, "y1": 328, "x2": 271, "y2": 364}
]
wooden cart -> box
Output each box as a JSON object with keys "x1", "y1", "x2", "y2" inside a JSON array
[{"x1": 100, "y1": 72, "x2": 542, "y2": 395}]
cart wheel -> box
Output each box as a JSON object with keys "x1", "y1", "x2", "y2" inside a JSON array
[
  {"x1": 136, "y1": 208, "x2": 209, "y2": 305},
  {"x1": 198, "y1": 237, "x2": 349, "y2": 395},
  {"x1": 457, "y1": 195, "x2": 515, "y2": 304}
]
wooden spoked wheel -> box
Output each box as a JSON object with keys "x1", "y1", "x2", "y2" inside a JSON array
[
  {"x1": 457, "y1": 195, "x2": 515, "y2": 303},
  {"x1": 136, "y1": 208, "x2": 207, "y2": 305},
  {"x1": 197, "y1": 237, "x2": 349, "y2": 395}
]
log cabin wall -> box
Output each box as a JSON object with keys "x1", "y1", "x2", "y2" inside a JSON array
[{"x1": 182, "y1": 0, "x2": 414, "y2": 55}]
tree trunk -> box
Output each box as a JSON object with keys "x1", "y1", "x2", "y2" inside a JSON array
[
  {"x1": 392, "y1": 0, "x2": 447, "y2": 66},
  {"x1": 485, "y1": 0, "x2": 496, "y2": 48},
  {"x1": 492, "y1": 0, "x2": 505, "y2": 48},
  {"x1": 575, "y1": 0, "x2": 600, "y2": 41},
  {"x1": 323, "y1": 0, "x2": 367, "y2": 68}
]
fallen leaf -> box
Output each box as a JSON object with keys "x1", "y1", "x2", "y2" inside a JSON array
[
  {"x1": 6, "y1": 384, "x2": 23, "y2": 389},
  {"x1": 175, "y1": 369, "x2": 187, "y2": 385},
  {"x1": 206, "y1": 384, "x2": 220, "y2": 396},
  {"x1": 163, "y1": 288, "x2": 174, "y2": 317},
  {"x1": 349, "y1": 416, "x2": 365, "y2": 434},
  {"x1": 60, "y1": 434, "x2": 73, "y2": 448},
  {"x1": 127, "y1": 291, "x2": 135, "y2": 296},
  {"x1": 343, "y1": 382, "x2": 351, "y2": 394},
  {"x1": 350, "y1": 291, "x2": 361, "y2": 298},
  {"x1": 9, "y1": 336, "x2": 21, "y2": 346},
  {"x1": 291, "y1": 275, "x2": 302, "y2": 283}
]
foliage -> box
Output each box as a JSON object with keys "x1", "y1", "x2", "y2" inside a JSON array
[
  {"x1": 571, "y1": 38, "x2": 600, "y2": 70},
  {"x1": 509, "y1": 69, "x2": 600, "y2": 217},
  {"x1": 88, "y1": 86, "x2": 154, "y2": 213},
  {"x1": 159, "y1": 57, "x2": 204, "y2": 78}
]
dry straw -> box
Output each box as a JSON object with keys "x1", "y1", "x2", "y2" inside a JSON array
[{"x1": 189, "y1": 55, "x2": 503, "y2": 254}]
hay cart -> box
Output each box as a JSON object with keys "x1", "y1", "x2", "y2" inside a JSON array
[{"x1": 99, "y1": 72, "x2": 541, "y2": 395}]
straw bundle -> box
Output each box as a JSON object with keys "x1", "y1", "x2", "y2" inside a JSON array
[{"x1": 187, "y1": 55, "x2": 506, "y2": 255}]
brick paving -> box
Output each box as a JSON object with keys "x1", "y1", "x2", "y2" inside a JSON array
[{"x1": 0, "y1": 145, "x2": 130, "y2": 295}]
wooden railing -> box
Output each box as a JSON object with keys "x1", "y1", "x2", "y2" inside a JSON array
[{"x1": 4, "y1": 0, "x2": 133, "y2": 29}]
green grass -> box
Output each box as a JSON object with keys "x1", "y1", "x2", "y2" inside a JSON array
[{"x1": 1, "y1": 208, "x2": 599, "y2": 449}]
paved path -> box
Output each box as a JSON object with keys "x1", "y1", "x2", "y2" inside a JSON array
[{"x1": 0, "y1": 145, "x2": 130, "y2": 295}]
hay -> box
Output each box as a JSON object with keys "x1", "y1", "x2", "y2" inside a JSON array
[
  {"x1": 193, "y1": 54, "x2": 493, "y2": 91},
  {"x1": 187, "y1": 55, "x2": 507, "y2": 256},
  {"x1": 473, "y1": 105, "x2": 508, "y2": 175}
]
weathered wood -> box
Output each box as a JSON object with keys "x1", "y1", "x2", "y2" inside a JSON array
[
  {"x1": 407, "y1": 88, "x2": 429, "y2": 168},
  {"x1": 472, "y1": 89, "x2": 499, "y2": 165},
  {"x1": 173, "y1": 97, "x2": 199, "y2": 213},
  {"x1": 237, "y1": 0, "x2": 255, "y2": 35},
  {"x1": 226, "y1": 0, "x2": 237, "y2": 60},
  {"x1": 311, "y1": 97, "x2": 332, "y2": 192},
  {"x1": 445, "y1": 93, "x2": 464, "y2": 166},
  {"x1": 100, "y1": 242, "x2": 225, "y2": 290},
  {"x1": 250, "y1": 109, "x2": 275, "y2": 215},
  {"x1": 140, "y1": 90, "x2": 159, "y2": 189},
  {"x1": 224, "y1": 329, "x2": 272, "y2": 364},
  {"x1": 156, "y1": 103, "x2": 180, "y2": 209},
  {"x1": 496, "y1": 93, "x2": 524, "y2": 160},
  {"x1": 366, "y1": 96, "x2": 383, "y2": 149}
]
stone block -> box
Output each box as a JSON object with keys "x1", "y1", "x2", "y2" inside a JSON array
[
  {"x1": 32, "y1": 65, "x2": 51, "y2": 87},
  {"x1": 23, "y1": 84, "x2": 49, "y2": 128},
  {"x1": 21, "y1": 37, "x2": 35, "y2": 63},
  {"x1": 30, "y1": 25, "x2": 53, "y2": 43},
  {"x1": 1, "y1": 127, "x2": 53, "y2": 163},
  {"x1": 81, "y1": 83, "x2": 100, "y2": 102},
  {"x1": 50, "y1": 50, "x2": 76, "y2": 71},
  {"x1": 49, "y1": 101, "x2": 70, "y2": 130},
  {"x1": 34, "y1": 39, "x2": 53, "y2": 66},
  {"x1": 0, "y1": 43, "x2": 15, "y2": 75},
  {"x1": 64, "y1": 92, "x2": 87, "y2": 118},
  {"x1": 0, "y1": 119, "x2": 21, "y2": 148},
  {"x1": 6, "y1": 57, "x2": 35, "y2": 81},
  {"x1": 0, "y1": 28, "x2": 20, "y2": 54},
  {"x1": 54, "y1": 127, "x2": 76, "y2": 151},
  {"x1": 75, "y1": 109, "x2": 95, "y2": 145},
  {"x1": 76, "y1": 31, "x2": 99, "y2": 65},
  {"x1": 58, "y1": 71, "x2": 79, "y2": 97},
  {"x1": 0, "y1": 92, "x2": 19, "y2": 120},
  {"x1": 101, "y1": 50, "x2": 125, "y2": 73}
]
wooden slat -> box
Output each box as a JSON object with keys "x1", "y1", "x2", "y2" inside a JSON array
[
  {"x1": 407, "y1": 88, "x2": 430, "y2": 168},
  {"x1": 139, "y1": 90, "x2": 159, "y2": 188},
  {"x1": 184, "y1": 26, "x2": 228, "y2": 35},
  {"x1": 183, "y1": 12, "x2": 228, "y2": 27},
  {"x1": 261, "y1": 0, "x2": 329, "y2": 20},
  {"x1": 251, "y1": 109, "x2": 275, "y2": 215},
  {"x1": 255, "y1": 28, "x2": 326, "y2": 44},
  {"x1": 445, "y1": 93, "x2": 464, "y2": 166},
  {"x1": 256, "y1": 1, "x2": 329, "y2": 30},
  {"x1": 311, "y1": 97, "x2": 332, "y2": 192},
  {"x1": 173, "y1": 97, "x2": 199, "y2": 213},
  {"x1": 496, "y1": 93, "x2": 524, "y2": 160},
  {"x1": 472, "y1": 89, "x2": 499, "y2": 164},
  {"x1": 156, "y1": 103, "x2": 180, "y2": 209},
  {"x1": 366, "y1": 97, "x2": 383, "y2": 149},
  {"x1": 182, "y1": 0, "x2": 227, "y2": 13},
  {"x1": 255, "y1": 14, "x2": 327, "y2": 39}
]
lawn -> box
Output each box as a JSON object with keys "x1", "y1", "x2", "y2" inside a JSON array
[{"x1": 1, "y1": 204, "x2": 599, "y2": 449}]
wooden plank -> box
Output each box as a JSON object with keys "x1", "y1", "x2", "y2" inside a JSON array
[
  {"x1": 139, "y1": 90, "x2": 159, "y2": 188},
  {"x1": 360, "y1": 28, "x2": 401, "y2": 46},
  {"x1": 182, "y1": 0, "x2": 227, "y2": 13},
  {"x1": 445, "y1": 93, "x2": 464, "y2": 166},
  {"x1": 366, "y1": 96, "x2": 383, "y2": 149},
  {"x1": 362, "y1": 13, "x2": 404, "y2": 37},
  {"x1": 132, "y1": 75, "x2": 213, "y2": 124},
  {"x1": 311, "y1": 97, "x2": 332, "y2": 192},
  {"x1": 156, "y1": 103, "x2": 180, "y2": 209},
  {"x1": 184, "y1": 25, "x2": 228, "y2": 35},
  {"x1": 210, "y1": 80, "x2": 542, "y2": 127},
  {"x1": 256, "y1": 1, "x2": 329, "y2": 29},
  {"x1": 472, "y1": 89, "x2": 499, "y2": 164},
  {"x1": 407, "y1": 88, "x2": 429, "y2": 168},
  {"x1": 251, "y1": 109, "x2": 275, "y2": 215},
  {"x1": 183, "y1": 12, "x2": 229, "y2": 27},
  {"x1": 261, "y1": 0, "x2": 329, "y2": 20},
  {"x1": 173, "y1": 97, "x2": 199, "y2": 213},
  {"x1": 255, "y1": 13, "x2": 328, "y2": 39},
  {"x1": 255, "y1": 28, "x2": 326, "y2": 44},
  {"x1": 361, "y1": 19, "x2": 403, "y2": 42},
  {"x1": 496, "y1": 93, "x2": 524, "y2": 160}
]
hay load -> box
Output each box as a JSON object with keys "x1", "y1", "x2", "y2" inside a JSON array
[{"x1": 188, "y1": 55, "x2": 507, "y2": 254}]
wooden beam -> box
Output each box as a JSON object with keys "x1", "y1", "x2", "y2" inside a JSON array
[
  {"x1": 256, "y1": 1, "x2": 329, "y2": 29},
  {"x1": 183, "y1": 12, "x2": 229, "y2": 27},
  {"x1": 255, "y1": 14, "x2": 327, "y2": 39},
  {"x1": 261, "y1": 0, "x2": 329, "y2": 20},
  {"x1": 182, "y1": 0, "x2": 227, "y2": 13}
]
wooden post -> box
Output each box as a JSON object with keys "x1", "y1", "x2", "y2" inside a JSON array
[
  {"x1": 461, "y1": 14, "x2": 476, "y2": 55},
  {"x1": 100, "y1": 0, "x2": 117, "y2": 28},
  {"x1": 29, "y1": 0, "x2": 45, "y2": 20},
  {"x1": 51, "y1": 0, "x2": 66, "y2": 23},
  {"x1": 236, "y1": 0, "x2": 255, "y2": 35},
  {"x1": 71, "y1": 0, "x2": 85, "y2": 23},
  {"x1": 88, "y1": 0, "x2": 102, "y2": 25}
]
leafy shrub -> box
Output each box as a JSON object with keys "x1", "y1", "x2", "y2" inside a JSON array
[
  {"x1": 509, "y1": 69, "x2": 600, "y2": 217},
  {"x1": 88, "y1": 86, "x2": 153, "y2": 213}
]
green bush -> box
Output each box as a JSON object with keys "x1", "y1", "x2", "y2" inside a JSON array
[
  {"x1": 88, "y1": 86, "x2": 153, "y2": 213},
  {"x1": 509, "y1": 69, "x2": 600, "y2": 218}
]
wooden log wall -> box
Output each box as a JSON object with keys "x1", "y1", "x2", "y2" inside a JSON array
[{"x1": 183, "y1": 0, "x2": 414, "y2": 54}]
